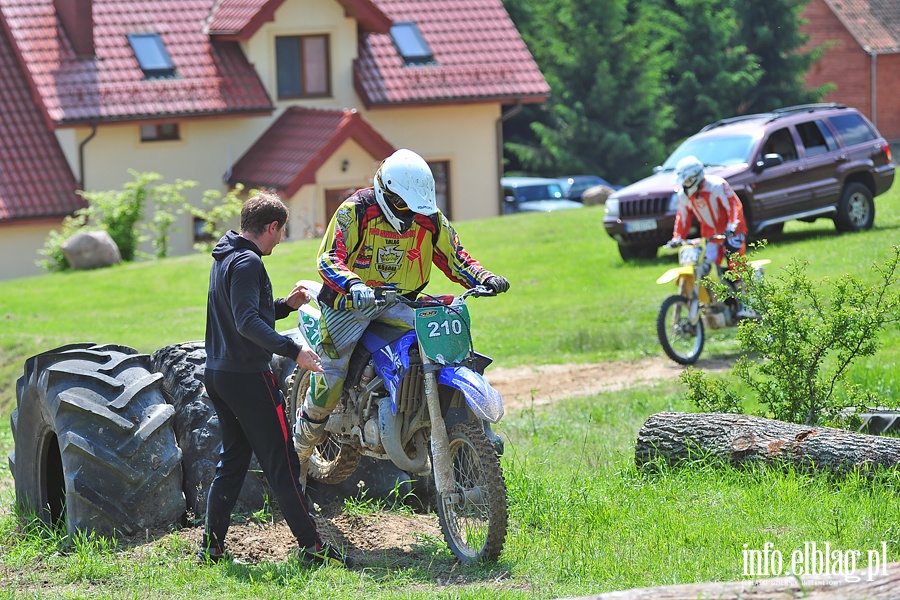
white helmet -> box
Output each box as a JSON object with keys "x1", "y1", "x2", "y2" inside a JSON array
[
  {"x1": 374, "y1": 149, "x2": 437, "y2": 232},
  {"x1": 675, "y1": 155, "x2": 705, "y2": 197}
]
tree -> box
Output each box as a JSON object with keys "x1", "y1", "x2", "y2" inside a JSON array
[{"x1": 502, "y1": 0, "x2": 674, "y2": 185}]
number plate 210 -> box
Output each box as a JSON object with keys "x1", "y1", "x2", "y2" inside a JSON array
[{"x1": 414, "y1": 304, "x2": 471, "y2": 365}]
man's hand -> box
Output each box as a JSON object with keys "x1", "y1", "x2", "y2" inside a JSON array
[
  {"x1": 484, "y1": 275, "x2": 510, "y2": 294},
  {"x1": 349, "y1": 282, "x2": 376, "y2": 310},
  {"x1": 296, "y1": 345, "x2": 324, "y2": 373},
  {"x1": 286, "y1": 282, "x2": 314, "y2": 309},
  {"x1": 725, "y1": 223, "x2": 737, "y2": 237}
]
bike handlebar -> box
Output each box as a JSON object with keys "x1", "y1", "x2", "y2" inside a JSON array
[{"x1": 373, "y1": 285, "x2": 496, "y2": 308}]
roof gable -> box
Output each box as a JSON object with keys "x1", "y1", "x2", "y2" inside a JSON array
[
  {"x1": 0, "y1": 19, "x2": 82, "y2": 221},
  {"x1": 356, "y1": 0, "x2": 549, "y2": 107},
  {"x1": 207, "y1": 0, "x2": 390, "y2": 40},
  {"x1": 824, "y1": 0, "x2": 900, "y2": 53},
  {"x1": 1, "y1": 0, "x2": 273, "y2": 125},
  {"x1": 227, "y1": 107, "x2": 394, "y2": 197}
]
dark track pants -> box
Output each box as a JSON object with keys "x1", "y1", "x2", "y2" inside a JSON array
[{"x1": 202, "y1": 368, "x2": 320, "y2": 551}]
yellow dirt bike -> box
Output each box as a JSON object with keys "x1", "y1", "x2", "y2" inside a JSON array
[{"x1": 656, "y1": 235, "x2": 769, "y2": 364}]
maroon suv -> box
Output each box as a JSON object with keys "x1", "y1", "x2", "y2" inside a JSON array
[{"x1": 603, "y1": 104, "x2": 896, "y2": 261}]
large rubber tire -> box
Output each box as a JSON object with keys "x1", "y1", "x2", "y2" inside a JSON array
[
  {"x1": 618, "y1": 243, "x2": 658, "y2": 262},
  {"x1": 286, "y1": 366, "x2": 361, "y2": 485},
  {"x1": 834, "y1": 182, "x2": 875, "y2": 232},
  {"x1": 657, "y1": 294, "x2": 705, "y2": 365},
  {"x1": 10, "y1": 343, "x2": 185, "y2": 537},
  {"x1": 436, "y1": 420, "x2": 508, "y2": 563},
  {"x1": 151, "y1": 342, "x2": 269, "y2": 520}
]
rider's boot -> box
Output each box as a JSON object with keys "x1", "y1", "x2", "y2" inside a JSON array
[{"x1": 293, "y1": 411, "x2": 328, "y2": 463}]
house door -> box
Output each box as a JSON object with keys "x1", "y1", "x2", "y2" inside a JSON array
[{"x1": 324, "y1": 187, "x2": 358, "y2": 225}]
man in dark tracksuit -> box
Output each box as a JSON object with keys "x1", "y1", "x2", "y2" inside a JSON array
[{"x1": 198, "y1": 191, "x2": 352, "y2": 568}]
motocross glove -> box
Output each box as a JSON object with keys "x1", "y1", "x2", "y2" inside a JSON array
[
  {"x1": 349, "y1": 282, "x2": 376, "y2": 310},
  {"x1": 484, "y1": 275, "x2": 510, "y2": 294},
  {"x1": 724, "y1": 223, "x2": 737, "y2": 237},
  {"x1": 665, "y1": 238, "x2": 682, "y2": 249}
]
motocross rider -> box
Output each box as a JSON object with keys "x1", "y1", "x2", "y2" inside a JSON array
[
  {"x1": 293, "y1": 148, "x2": 510, "y2": 469},
  {"x1": 667, "y1": 155, "x2": 756, "y2": 318}
]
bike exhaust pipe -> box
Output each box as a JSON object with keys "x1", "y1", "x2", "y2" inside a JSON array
[{"x1": 378, "y1": 397, "x2": 428, "y2": 473}]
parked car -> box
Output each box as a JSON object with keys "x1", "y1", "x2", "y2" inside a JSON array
[
  {"x1": 603, "y1": 103, "x2": 895, "y2": 261},
  {"x1": 559, "y1": 175, "x2": 622, "y2": 201},
  {"x1": 501, "y1": 177, "x2": 584, "y2": 213}
]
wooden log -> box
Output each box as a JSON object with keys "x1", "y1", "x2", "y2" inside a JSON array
[
  {"x1": 574, "y1": 560, "x2": 900, "y2": 599},
  {"x1": 635, "y1": 412, "x2": 900, "y2": 474}
]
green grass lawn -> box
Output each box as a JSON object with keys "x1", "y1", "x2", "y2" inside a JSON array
[{"x1": 1, "y1": 184, "x2": 899, "y2": 598}]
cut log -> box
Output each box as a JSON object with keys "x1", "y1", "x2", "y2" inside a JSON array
[
  {"x1": 574, "y1": 560, "x2": 900, "y2": 599},
  {"x1": 635, "y1": 412, "x2": 900, "y2": 474}
]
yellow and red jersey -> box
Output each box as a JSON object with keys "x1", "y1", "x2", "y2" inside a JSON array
[
  {"x1": 316, "y1": 188, "x2": 494, "y2": 310},
  {"x1": 673, "y1": 175, "x2": 747, "y2": 241}
]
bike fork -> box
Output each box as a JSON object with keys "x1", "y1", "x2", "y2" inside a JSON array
[{"x1": 422, "y1": 361, "x2": 457, "y2": 510}]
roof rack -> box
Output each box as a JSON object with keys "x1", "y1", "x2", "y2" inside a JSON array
[
  {"x1": 699, "y1": 113, "x2": 770, "y2": 132},
  {"x1": 770, "y1": 102, "x2": 847, "y2": 115}
]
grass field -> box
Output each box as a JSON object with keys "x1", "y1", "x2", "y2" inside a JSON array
[{"x1": 0, "y1": 183, "x2": 899, "y2": 598}]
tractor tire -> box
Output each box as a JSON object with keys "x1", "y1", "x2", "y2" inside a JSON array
[
  {"x1": 151, "y1": 342, "x2": 269, "y2": 520},
  {"x1": 10, "y1": 343, "x2": 185, "y2": 537}
]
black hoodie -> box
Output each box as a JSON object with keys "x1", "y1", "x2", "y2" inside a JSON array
[{"x1": 205, "y1": 230, "x2": 301, "y2": 373}]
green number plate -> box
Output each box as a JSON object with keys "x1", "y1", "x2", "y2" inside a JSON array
[
  {"x1": 415, "y1": 304, "x2": 471, "y2": 365},
  {"x1": 300, "y1": 311, "x2": 321, "y2": 347}
]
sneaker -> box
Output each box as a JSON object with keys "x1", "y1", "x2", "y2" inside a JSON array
[
  {"x1": 293, "y1": 543, "x2": 355, "y2": 569},
  {"x1": 195, "y1": 546, "x2": 232, "y2": 565}
]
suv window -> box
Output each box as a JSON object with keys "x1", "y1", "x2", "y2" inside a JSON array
[
  {"x1": 828, "y1": 113, "x2": 876, "y2": 146},
  {"x1": 796, "y1": 120, "x2": 838, "y2": 157},
  {"x1": 761, "y1": 128, "x2": 798, "y2": 162}
]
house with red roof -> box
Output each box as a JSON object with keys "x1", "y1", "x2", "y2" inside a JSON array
[
  {"x1": 801, "y1": 0, "x2": 900, "y2": 141},
  {"x1": 0, "y1": 0, "x2": 548, "y2": 279}
]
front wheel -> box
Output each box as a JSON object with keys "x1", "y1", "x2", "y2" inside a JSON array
[
  {"x1": 436, "y1": 421, "x2": 508, "y2": 563},
  {"x1": 657, "y1": 294, "x2": 705, "y2": 365}
]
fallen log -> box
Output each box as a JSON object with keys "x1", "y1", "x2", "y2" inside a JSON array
[
  {"x1": 635, "y1": 412, "x2": 900, "y2": 474},
  {"x1": 572, "y1": 560, "x2": 900, "y2": 599}
]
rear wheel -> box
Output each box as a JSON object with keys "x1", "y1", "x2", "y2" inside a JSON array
[
  {"x1": 834, "y1": 182, "x2": 874, "y2": 232},
  {"x1": 436, "y1": 421, "x2": 508, "y2": 563},
  {"x1": 11, "y1": 344, "x2": 185, "y2": 537},
  {"x1": 286, "y1": 366, "x2": 361, "y2": 485},
  {"x1": 657, "y1": 295, "x2": 705, "y2": 365}
]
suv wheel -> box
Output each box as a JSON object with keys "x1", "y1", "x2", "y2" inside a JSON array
[
  {"x1": 834, "y1": 182, "x2": 874, "y2": 232},
  {"x1": 618, "y1": 244, "x2": 658, "y2": 261}
]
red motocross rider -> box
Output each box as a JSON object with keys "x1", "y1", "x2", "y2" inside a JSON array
[{"x1": 667, "y1": 155, "x2": 755, "y2": 318}]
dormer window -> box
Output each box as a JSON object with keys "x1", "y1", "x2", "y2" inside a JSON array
[
  {"x1": 390, "y1": 22, "x2": 434, "y2": 66},
  {"x1": 127, "y1": 33, "x2": 176, "y2": 79}
]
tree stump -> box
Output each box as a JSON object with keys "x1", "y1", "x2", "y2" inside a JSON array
[{"x1": 635, "y1": 412, "x2": 900, "y2": 474}]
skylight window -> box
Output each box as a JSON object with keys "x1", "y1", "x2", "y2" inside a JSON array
[
  {"x1": 127, "y1": 33, "x2": 176, "y2": 79},
  {"x1": 390, "y1": 22, "x2": 434, "y2": 66}
]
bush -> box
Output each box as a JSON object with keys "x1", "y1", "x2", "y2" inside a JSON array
[{"x1": 682, "y1": 245, "x2": 900, "y2": 426}]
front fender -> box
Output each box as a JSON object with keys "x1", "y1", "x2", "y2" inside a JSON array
[
  {"x1": 438, "y1": 366, "x2": 504, "y2": 423},
  {"x1": 657, "y1": 266, "x2": 693, "y2": 285}
]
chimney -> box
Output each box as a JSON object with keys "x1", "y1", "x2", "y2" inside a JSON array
[{"x1": 55, "y1": 0, "x2": 94, "y2": 58}]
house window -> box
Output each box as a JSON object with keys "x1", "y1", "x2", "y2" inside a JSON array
[
  {"x1": 429, "y1": 161, "x2": 450, "y2": 218},
  {"x1": 140, "y1": 123, "x2": 180, "y2": 142},
  {"x1": 127, "y1": 33, "x2": 176, "y2": 79},
  {"x1": 390, "y1": 22, "x2": 434, "y2": 65},
  {"x1": 275, "y1": 35, "x2": 330, "y2": 99},
  {"x1": 193, "y1": 217, "x2": 214, "y2": 243}
]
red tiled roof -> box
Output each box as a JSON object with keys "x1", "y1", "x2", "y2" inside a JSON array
[
  {"x1": 1, "y1": 0, "x2": 273, "y2": 125},
  {"x1": 824, "y1": 0, "x2": 900, "y2": 53},
  {"x1": 0, "y1": 19, "x2": 82, "y2": 221},
  {"x1": 227, "y1": 107, "x2": 394, "y2": 197},
  {"x1": 355, "y1": 0, "x2": 550, "y2": 107},
  {"x1": 208, "y1": 0, "x2": 390, "y2": 40}
]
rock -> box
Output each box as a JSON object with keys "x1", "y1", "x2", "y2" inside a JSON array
[
  {"x1": 581, "y1": 184, "x2": 615, "y2": 206},
  {"x1": 61, "y1": 230, "x2": 122, "y2": 270}
]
